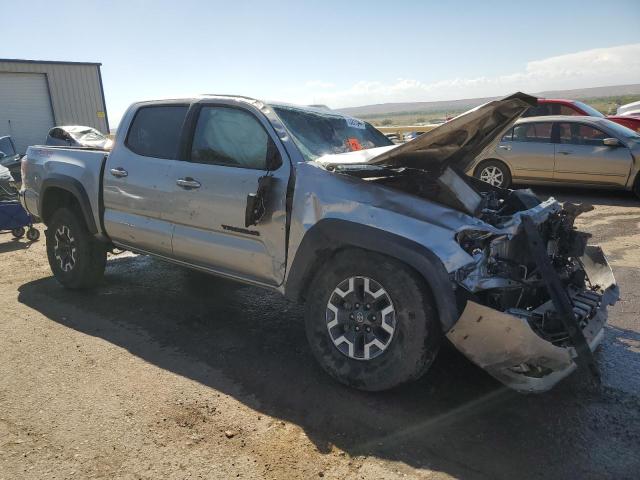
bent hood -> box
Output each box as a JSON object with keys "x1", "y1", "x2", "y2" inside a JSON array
[{"x1": 318, "y1": 92, "x2": 536, "y2": 172}]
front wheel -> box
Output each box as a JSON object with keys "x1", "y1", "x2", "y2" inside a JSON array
[
  {"x1": 475, "y1": 160, "x2": 512, "y2": 188},
  {"x1": 46, "y1": 207, "x2": 106, "y2": 289},
  {"x1": 304, "y1": 249, "x2": 441, "y2": 391}
]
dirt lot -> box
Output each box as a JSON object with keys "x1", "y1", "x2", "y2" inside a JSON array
[{"x1": 1, "y1": 187, "x2": 639, "y2": 480}]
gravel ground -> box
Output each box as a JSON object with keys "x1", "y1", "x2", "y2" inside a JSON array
[{"x1": 1, "y1": 187, "x2": 639, "y2": 480}]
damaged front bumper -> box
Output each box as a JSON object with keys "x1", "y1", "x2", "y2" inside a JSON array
[{"x1": 447, "y1": 246, "x2": 619, "y2": 393}]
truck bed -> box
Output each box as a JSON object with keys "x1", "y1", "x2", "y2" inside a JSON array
[{"x1": 21, "y1": 145, "x2": 109, "y2": 235}]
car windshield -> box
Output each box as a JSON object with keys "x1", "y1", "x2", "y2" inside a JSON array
[
  {"x1": 601, "y1": 119, "x2": 640, "y2": 140},
  {"x1": 272, "y1": 106, "x2": 392, "y2": 161},
  {"x1": 574, "y1": 101, "x2": 605, "y2": 118}
]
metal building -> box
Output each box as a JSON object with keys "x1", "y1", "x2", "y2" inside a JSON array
[{"x1": 0, "y1": 59, "x2": 109, "y2": 153}]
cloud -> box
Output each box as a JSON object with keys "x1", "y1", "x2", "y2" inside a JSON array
[
  {"x1": 304, "y1": 44, "x2": 640, "y2": 108},
  {"x1": 305, "y1": 80, "x2": 335, "y2": 89}
]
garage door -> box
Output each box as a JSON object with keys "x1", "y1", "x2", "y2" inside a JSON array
[{"x1": 0, "y1": 72, "x2": 55, "y2": 153}]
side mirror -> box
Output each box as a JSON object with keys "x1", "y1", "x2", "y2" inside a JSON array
[
  {"x1": 266, "y1": 139, "x2": 282, "y2": 171},
  {"x1": 603, "y1": 137, "x2": 621, "y2": 147},
  {"x1": 0, "y1": 151, "x2": 6, "y2": 159}
]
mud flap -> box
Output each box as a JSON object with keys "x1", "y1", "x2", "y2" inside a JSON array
[{"x1": 521, "y1": 215, "x2": 600, "y2": 383}]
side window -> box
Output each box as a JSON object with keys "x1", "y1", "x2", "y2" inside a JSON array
[
  {"x1": 557, "y1": 123, "x2": 608, "y2": 146},
  {"x1": 523, "y1": 104, "x2": 551, "y2": 117},
  {"x1": 50, "y1": 128, "x2": 65, "y2": 140},
  {"x1": 512, "y1": 122, "x2": 553, "y2": 143},
  {"x1": 501, "y1": 128, "x2": 513, "y2": 142},
  {"x1": 126, "y1": 105, "x2": 188, "y2": 159},
  {"x1": 190, "y1": 106, "x2": 269, "y2": 169},
  {"x1": 556, "y1": 104, "x2": 580, "y2": 116}
]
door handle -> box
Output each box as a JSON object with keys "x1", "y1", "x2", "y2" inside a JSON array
[
  {"x1": 498, "y1": 145, "x2": 511, "y2": 151},
  {"x1": 558, "y1": 151, "x2": 572, "y2": 155},
  {"x1": 176, "y1": 177, "x2": 201, "y2": 189},
  {"x1": 110, "y1": 167, "x2": 128, "y2": 178}
]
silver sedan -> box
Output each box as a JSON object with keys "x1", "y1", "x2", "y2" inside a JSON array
[{"x1": 468, "y1": 115, "x2": 640, "y2": 197}]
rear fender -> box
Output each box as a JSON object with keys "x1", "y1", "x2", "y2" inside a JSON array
[{"x1": 40, "y1": 175, "x2": 98, "y2": 234}]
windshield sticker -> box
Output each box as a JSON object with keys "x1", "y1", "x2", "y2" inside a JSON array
[
  {"x1": 345, "y1": 117, "x2": 366, "y2": 130},
  {"x1": 346, "y1": 138, "x2": 363, "y2": 151}
]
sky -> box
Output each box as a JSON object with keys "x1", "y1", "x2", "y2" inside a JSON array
[{"x1": 2, "y1": 0, "x2": 640, "y2": 127}]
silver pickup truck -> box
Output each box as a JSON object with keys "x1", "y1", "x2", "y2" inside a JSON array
[{"x1": 20, "y1": 93, "x2": 619, "y2": 393}]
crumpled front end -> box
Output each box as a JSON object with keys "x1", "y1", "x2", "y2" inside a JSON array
[{"x1": 447, "y1": 204, "x2": 619, "y2": 393}]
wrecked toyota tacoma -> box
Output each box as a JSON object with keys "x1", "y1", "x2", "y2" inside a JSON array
[{"x1": 20, "y1": 93, "x2": 619, "y2": 393}]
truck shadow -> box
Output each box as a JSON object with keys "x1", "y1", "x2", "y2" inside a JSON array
[{"x1": 17, "y1": 255, "x2": 640, "y2": 479}]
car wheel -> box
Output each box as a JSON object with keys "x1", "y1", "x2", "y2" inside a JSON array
[
  {"x1": 11, "y1": 227, "x2": 25, "y2": 238},
  {"x1": 633, "y1": 174, "x2": 640, "y2": 200},
  {"x1": 26, "y1": 227, "x2": 40, "y2": 241},
  {"x1": 475, "y1": 160, "x2": 512, "y2": 188},
  {"x1": 304, "y1": 249, "x2": 441, "y2": 391},
  {"x1": 46, "y1": 207, "x2": 106, "y2": 289}
]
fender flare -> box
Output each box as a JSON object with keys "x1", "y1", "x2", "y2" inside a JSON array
[
  {"x1": 285, "y1": 218, "x2": 460, "y2": 331},
  {"x1": 40, "y1": 174, "x2": 98, "y2": 234}
]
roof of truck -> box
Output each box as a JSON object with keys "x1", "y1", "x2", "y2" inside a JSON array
[{"x1": 131, "y1": 95, "x2": 345, "y2": 117}]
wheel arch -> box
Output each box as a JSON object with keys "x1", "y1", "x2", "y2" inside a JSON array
[
  {"x1": 285, "y1": 218, "x2": 460, "y2": 331},
  {"x1": 40, "y1": 175, "x2": 98, "y2": 234}
]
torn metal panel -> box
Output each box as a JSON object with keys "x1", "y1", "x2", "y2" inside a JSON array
[
  {"x1": 581, "y1": 245, "x2": 617, "y2": 292},
  {"x1": 446, "y1": 301, "x2": 609, "y2": 393}
]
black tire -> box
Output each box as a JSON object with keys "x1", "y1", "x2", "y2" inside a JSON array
[
  {"x1": 633, "y1": 174, "x2": 640, "y2": 200},
  {"x1": 26, "y1": 227, "x2": 40, "y2": 241},
  {"x1": 11, "y1": 227, "x2": 25, "y2": 238},
  {"x1": 475, "y1": 159, "x2": 512, "y2": 189},
  {"x1": 46, "y1": 207, "x2": 106, "y2": 289},
  {"x1": 304, "y1": 249, "x2": 441, "y2": 391}
]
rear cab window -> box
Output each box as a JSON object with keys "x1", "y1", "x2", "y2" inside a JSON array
[{"x1": 126, "y1": 105, "x2": 188, "y2": 159}]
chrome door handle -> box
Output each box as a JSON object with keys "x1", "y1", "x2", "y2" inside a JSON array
[
  {"x1": 176, "y1": 177, "x2": 201, "y2": 189},
  {"x1": 498, "y1": 145, "x2": 511, "y2": 151},
  {"x1": 110, "y1": 167, "x2": 128, "y2": 178}
]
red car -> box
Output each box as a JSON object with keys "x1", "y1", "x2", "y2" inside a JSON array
[{"x1": 522, "y1": 98, "x2": 640, "y2": 132}]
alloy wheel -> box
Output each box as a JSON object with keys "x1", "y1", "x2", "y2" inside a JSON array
[
  {"x1": 325, "y1": 276, "x2": 396, "y2": 360},
  {"x1": 54, "y1": 225, "x2": 77, "y2": 272},
  {"x1": 479, "y1": 165, "x2": 504, "y2": 187}
]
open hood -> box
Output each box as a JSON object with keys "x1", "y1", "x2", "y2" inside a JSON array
[{"x1": 318, "y1": 92, "x2": 537, "y2": 173}]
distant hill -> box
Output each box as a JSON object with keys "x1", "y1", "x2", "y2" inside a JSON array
[{"x1": 337, "y1": 83, "x2": 640, "y2": 118}]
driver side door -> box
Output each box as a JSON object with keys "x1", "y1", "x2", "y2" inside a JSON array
[{"x1": 165, "y1": 102, "x2": 291, "y2": 287}]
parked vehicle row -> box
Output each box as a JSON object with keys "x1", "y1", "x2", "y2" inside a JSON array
[
  {"x1": 523, "y1": 98, "x2": 640, "y2": 132},
  {"x1": 20, "y1": 93, "x2": 619, "y2": 393},
  {"x1": 471, "y1": 115, "x2": 640, "y2": 194}
]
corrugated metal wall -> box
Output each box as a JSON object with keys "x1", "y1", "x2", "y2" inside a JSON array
[{"x1": 0, "y1": 60, "x2": 108, "y2": 133}]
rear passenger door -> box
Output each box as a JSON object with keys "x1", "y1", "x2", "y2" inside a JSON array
[
  {"x1": 103, "y1": 104, "x2": 188, "y2": 256},
  {"x1": 501, "y1": 122, "x2": 555, "y2": 181},
  {"x1": 165, "y1": 102, "x2": 291, "y2": 286}
]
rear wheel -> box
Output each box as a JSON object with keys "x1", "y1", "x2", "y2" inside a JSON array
[
  {"x1": 475, "y1": 159, "x2": 512, "y2": 188},
  {"x1": 633, "y1": 173, "x2": 640, "y2": 199},
  {"x1": 46, "y1": 207, "x2": 106, "y2": 289},
  {"x1": 304, "y1": 249, "x2": 441, "y2": 391}
]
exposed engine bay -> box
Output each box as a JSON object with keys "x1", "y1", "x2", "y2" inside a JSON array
[{"x1": 329, "y1": 162, "x2": 619, "y2": 392}]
